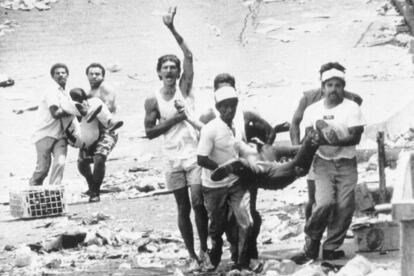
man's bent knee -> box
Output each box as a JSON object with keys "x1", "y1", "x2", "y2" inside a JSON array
[
  {"x1": 315, "y1": 200, "x2": 335, "y2": 212},
  {"x1": 93, "y1": 154, "x2": 106, "y2": 165}
]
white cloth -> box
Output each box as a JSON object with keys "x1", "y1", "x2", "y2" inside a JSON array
[
  {"x1": 321, "y1": 68, "x2": 345, "y2": 82},
  {"x1": 156, "y1": 90, "x2": 199, "y2": 170},
  {"x1": 32, "y1": 83, "x2": 72, "y2": 143},
  {"x1": 77, "y1": 98, "x2": 108, "y2": 148},
  {"x1": 197, "y1": 118, "x2": 243, "y2": 188},
  {"x1": 65, "y1": 97, "x2": 113, "y2": 149},
  {"x1": 214, "y1": 86, "x2": 238, "y2": 103},
  {"x1": 304, "y1": 98, "x2": 365, "y2": 160}
]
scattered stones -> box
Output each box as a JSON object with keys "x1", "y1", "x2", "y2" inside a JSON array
[
  {"x1": 0, "y1": 0, "x2": 57, "y2": 11},
  {"x1": 14, "y1": 246, "x2": 35, "y2": 267}
]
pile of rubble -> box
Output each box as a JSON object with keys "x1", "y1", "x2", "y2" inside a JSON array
[
  {"x1": 0, "y1": 212, "x2": 190, "y2": 275},
  {"x1": 0, "y1": 0, "x2": 58, "y2": 11}
]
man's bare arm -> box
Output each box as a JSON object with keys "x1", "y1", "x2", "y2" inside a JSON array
[
  {"x1": 199, "y1": 108, "x2": 216, "y2": 124},
  {"x1": 197, "y1": 155, "x2": 218, "y2": 171},
  {"x1": 333, "y1": 126, "x2": 364, "y2": 146},
  {"x1": 144, "y1": 96, "x2": 186, "y2": 139},
  {"x1": 290, "y1": 96, "x2": 308, "y2": 145},
  {"x1": 49, "y1": 105, "x2": 71, "y2": 119},
  {"x1": 163, "y1": 7, "x2": 193, "y2": 97},
  {"x1": 99, "y1": 84, "x2": 117, "y2": 113}
]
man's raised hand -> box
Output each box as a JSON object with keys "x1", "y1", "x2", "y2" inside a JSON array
[{"x1": 163, "y1": 6, "x2": 177, "y2": 29}]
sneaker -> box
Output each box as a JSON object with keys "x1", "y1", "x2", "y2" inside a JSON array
[
  {"x1": 89, "y1": 194, "x2": 100, "y2": 203},
  {"x1": 211, "y1": 160, "x2": 245, "y2": 181},
  {"x1": 315, "y1": 120, "x2": 339, "y2": 145},
  {"x1": 185, "y1": 258, "x2": 201, "y2": 273},
  {"x1": 322, "y1": 249, "x2": 345, "y2": 260},
  {"x1": 250, "y1": 259, "x2": 264, "y2": 273},
  {"x1": 199, "y1": 250, "x2": 212, "y2": 271},
  {"x1": 86, "y1": 105, "x2": 103, "y2": 123},
  {"x1": 291, "y1": 236, "x2": 320, "y2": 265},
  {"x1": 291, "y1": 252, "x2": 314, "y2": 265}
]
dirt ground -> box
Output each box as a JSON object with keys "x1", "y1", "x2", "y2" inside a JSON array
[{"x1": 0, "y1": 0, "x2": 413, "y2": 274}]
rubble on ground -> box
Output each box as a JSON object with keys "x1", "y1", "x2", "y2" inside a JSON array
[
  {"x1": 0, "y1": 0, "x2": 58, "y2": 11},
  {"x1": 0, "y1": 20, "x2": 18, "y2": 37}
]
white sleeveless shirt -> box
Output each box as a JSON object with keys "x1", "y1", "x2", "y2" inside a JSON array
[{"x1": 156, "y1": 89, "x2": 199, "y2": 169}]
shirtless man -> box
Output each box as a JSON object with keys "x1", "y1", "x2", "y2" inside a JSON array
[
  {"x1": 143, "y1": 7, "x2": 208, "y2": 271},
  {"x1": 77, "y1": 63, "x2": 119, "y2": 202}
]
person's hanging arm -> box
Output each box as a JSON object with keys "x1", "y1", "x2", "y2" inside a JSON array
[
  {"x1": 290, "y1": 96, "x2": 309, "y2": 145},
  {"x1": 163, "y1": 6, "x2": 194, "y2": 97}
]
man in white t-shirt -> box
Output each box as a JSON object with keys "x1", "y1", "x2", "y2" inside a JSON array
[
  {"x1": 30, "y1": 63, "x2": 74, "y2": 186},
  {"x1": 292, "y1": 64, "x2": 365, "y2": 264},
  {"x1": 197, "y1": 86, "x2": 253, "y2": 272}
]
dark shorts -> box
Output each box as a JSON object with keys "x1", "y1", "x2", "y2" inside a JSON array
[{"x1": 78, "y1": 130, "x2": 118, "y2": 162}]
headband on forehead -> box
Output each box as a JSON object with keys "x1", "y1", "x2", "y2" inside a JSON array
[
  {"x1": 321, "y1": 68, "x2": 345, "y2": 83},
  {"x1": 215, "y1": 86, "x2": 238, "y2": 103}
]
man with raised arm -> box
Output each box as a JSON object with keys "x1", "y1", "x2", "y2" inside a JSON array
[{"x1": 143, "y1": 7, "x2": 208, "y2": 272}]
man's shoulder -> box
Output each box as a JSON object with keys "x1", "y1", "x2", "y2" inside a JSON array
[
  {"x1": 99, "y1": 82, "x2": 115, "y2": 95},
  {"x1": 302, "y1": 88, "x2": 323, "y2": 107},
  {"x1": 302, "y1": 88, "x2": 322, "y2": 98},
  {"x1": 343, "y1": 90, "x2": 363, "y2": 105},
  {"x1": 202, "y1": 118, "x2": 220, "y2": 132},
  {"x1": 144, "y1": 95, "x2": 158, "y2": 109},
  {"x1": 306, "y1": 98, "x2": 324, "y2": 112},
  {"x1": 342, "y1": 98, "x2": 360, "y2": 110}
]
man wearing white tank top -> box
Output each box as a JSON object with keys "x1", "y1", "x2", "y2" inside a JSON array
[{"x1": 144, "y1": 7, "x2": 208, "y2": 272}]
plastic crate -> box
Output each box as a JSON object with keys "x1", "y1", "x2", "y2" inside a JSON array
[{"x1": 9, "y1": 186, "x2": 66, "y2": 219}]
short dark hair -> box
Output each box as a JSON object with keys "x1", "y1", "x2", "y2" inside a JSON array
[
  {"x1": 85, "y1": 63, "x2": 106, "y2": 77},
  {"x1": 213, "y1": 73, "x2": 236, "y2": 91},
  {"x1": 319, "y1": 62, "x2": 346, "y2": 85},
  {"x1": 156, "y1": 54, "x2": 181, "y2": 80},
  {"x1": 69, "y1": 88, "x2": 87, "y2": 103},
  {"x1": 50, "y1": 63, "x2": 69, "y2": 77}
]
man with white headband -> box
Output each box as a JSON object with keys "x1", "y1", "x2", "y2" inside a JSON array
[
  {"x1": 291, "y1": 62, "x2": 365, "y2": 264},
  {"x1": 290, "y1": 62, "x2": 362, "y2": 226},
  {"x1": 197, "y1": 86, "x2": 253, "y2": 272}
]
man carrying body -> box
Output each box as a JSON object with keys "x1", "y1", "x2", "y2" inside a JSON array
[
  {"x1": 77, "y1": 63, "x2": 120, "y2": 202},
  {"x1": 30, "y1": 63, "x2": 74, "y2": 186},
  {"x1": 197, "y1": 86, "x2": 253, "y2": 272},
  {"x1": 291, "y1": 63, "x2": 365, "y2": 264},
  {"x1": 200, "y1": 73, "x2": 286, "y2": 271},
  {"x1": 143, "y1": 7, "x2": 208, "y2": 271},
  {"x1": 290, "y1": 62, "x2": 362, "y2": 221}
]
